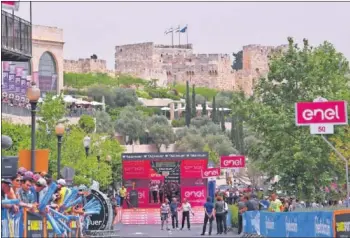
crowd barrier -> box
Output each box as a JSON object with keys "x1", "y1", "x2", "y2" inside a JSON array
[
  {"x1": 1, "y1": 207, "x2": 81, "y2": 238},
  {"x1": 243, "y1": 209, "x2": 350, "y2": 237}
]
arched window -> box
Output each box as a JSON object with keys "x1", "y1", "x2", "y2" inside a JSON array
[{"x1": 38, "y1": 52, "x2": 57, "y2": 96}]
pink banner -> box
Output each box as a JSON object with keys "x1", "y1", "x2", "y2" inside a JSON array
[
  {"x1": 127, "y1": 188, "x2": 149, "y2": 208},
  {"x1": 220, "y1": 155, "x2": 245, "y2": 168},
  {"x1": 2, "y1": 62, "x2": 10, "y2": 71},
  {"x1": 201, "y1": 168, "x2": 221, "y2": 178},
  {"x1": 180, "y1": 159, "x2": 207, "y2": 178},
  {"x1": 181, "y1": 186, "x2": 207, "y2": 206}
]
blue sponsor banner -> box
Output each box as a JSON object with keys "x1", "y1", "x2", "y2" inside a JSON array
[
  {"x1": 243, "y1": 211, "x2": 333, "y2": 237},
  {"x1": 243, "y1": 210, "x2": 260, "y2": 235}
]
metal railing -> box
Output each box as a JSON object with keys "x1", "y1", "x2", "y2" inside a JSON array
[
  {"x1": 1, "y1": 10, "x2": 32, "y2": 57},
  {"x1": 1, "y1": 103, "x2": 96, "y2": 118}
]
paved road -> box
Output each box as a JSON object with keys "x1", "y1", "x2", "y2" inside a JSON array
[{"x1": 114, "y1": 224, "x2": 239, "y2": 237}]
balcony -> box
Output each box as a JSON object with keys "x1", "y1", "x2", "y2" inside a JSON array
[{"x1": 1, "y1": 10, "x2": 32, "y2": 62}]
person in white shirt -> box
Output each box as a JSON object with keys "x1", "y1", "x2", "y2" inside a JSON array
[
  {"x1": 180, "y1": 198, "x2": 194, "y2": 230},
  {"x1": 160, "y1": 199, "x2": 170, "y2": 230}
]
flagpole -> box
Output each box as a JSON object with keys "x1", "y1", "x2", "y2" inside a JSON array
[
  {"x1": 178, "y1": 25, "x2": 181, "y2": 46},
  {"x1": 172, "y1": 30, "x2": 174, "y2": 47},
  {"x1": 186, "y1": 26, "x2": 189, "y2": 48}
]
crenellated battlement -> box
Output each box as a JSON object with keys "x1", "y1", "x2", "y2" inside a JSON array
[
  {"x1": 114, "y1": 42, "x2": 286, "y2": 94},
  {"x1": 64, "y1": 57, "x2": 109, "y2": 74}
]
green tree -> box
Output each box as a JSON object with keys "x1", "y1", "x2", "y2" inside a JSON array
[
  {"x1": 78, "y1": 115, "x2": 95, "y2": 134},
  {"x1": 195, "y1": 94, "x2": 205, "y2": 105},
  {"x1": 114, "y1": 88, "x2": 138, "y2": 107},
  {"x1": 202, "y1": 100, "x2": 207, "y2": 116},
  {"x1": 115, "y1": 106, "x2": 145, "y2": 143},
  {"x1": 211, "y1": 96, "x2": 218, "y2": 123},
  {"x1": 232, "y1": 50, "x2": 243, "y2": 70},
  {"x1": 37, "y1": 93, "x2": 67, "y2": 132},
  {"x1": 1, "y1": 121, "x2": 31, "y2": 156},
  {"x1": 220, "y1": 112, "x2": 226, "y2": 132},
  {"x1": 95, "y1": 111, "x2": 114, "y2": 135},
  {"x1": 185, "y1": 81, "x2": 191, "y2": 127},
  {"x1": 148, "y1": 124, "x2": 175, "y2": 152},
  {"x1": 247, "y1": 37, "x2": 350, "y2": 199},
  {"x1": 191, "y1": 84, "x2": 197, "y2": 118}
]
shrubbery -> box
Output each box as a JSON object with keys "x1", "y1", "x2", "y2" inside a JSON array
[
  {"x1": 229, "y1": 204, "x2": 239, "y2": 228},
  {"x1": 171, "y1": 118, "x2": 186, "y2": 127}
]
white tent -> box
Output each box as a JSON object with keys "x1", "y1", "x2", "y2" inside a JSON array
[
  {"x1": 160, "y1": 107, "x2": 170, "y2": 111},
  {"x1": 91, "y1": 101, "x2": 104, "y2": 106},
  {"x1": 63, "y1": 95, "x2": 78, "y2": 103},
  {"x1": 75, "y1": 99, "x2": 90, "y2": 105}
]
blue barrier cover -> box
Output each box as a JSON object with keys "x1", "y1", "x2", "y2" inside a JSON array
[
  {"x1": 243, "y1": 211, "x2": 260, "y2": 235},
  {"x1": 243, "y1": 211, "x2": 333, "y2": 237}
]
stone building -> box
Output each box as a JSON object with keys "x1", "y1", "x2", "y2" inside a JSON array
[
  {"x1": 32, "y1": 25, "x2": 64, "y2": 95},
  {"x1": 115, "y1": 42, "x2": 287, "y2": 95},
  {"x1": 64, "y1": 58, "x2": 114, "y2": 76},
  {"x1": 2, "y1": 24, "x2": 65, "y2": 95}
]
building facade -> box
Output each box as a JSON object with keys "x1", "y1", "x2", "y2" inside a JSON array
[{"x1": 115, "y1": 42, "x2": 287, "y2": 95}]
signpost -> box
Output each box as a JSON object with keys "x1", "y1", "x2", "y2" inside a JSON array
[{"x1": 295, "y1": 97, "x2": 349, "y2": 206}]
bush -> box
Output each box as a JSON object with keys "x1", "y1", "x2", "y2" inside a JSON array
[
  {"x1": 171, "y1": 118, "x2": 186, "y2": 127},
  {"x1": 229, "y1": 204, "x2": 239, "y2": 228},
  {"x1": 64, "y1": 72, "x2": 147, "y2": 89},
  {"x1": 136, "y1": 90, "x2": 152, "y2": 99},
  {"x1": 78, "y1": 115, "x2": 95, "y2": 134}
]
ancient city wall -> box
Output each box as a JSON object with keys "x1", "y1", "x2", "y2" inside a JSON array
[
  {"x1": 114, "y1": 42, "x2": 287, "y2": 94},
  {"x1": 63, "y1": 58, "x2": 108, "y2": 74}
]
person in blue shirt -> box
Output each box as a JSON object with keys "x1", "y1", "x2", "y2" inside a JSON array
[
  {"x1": 259, "y1": 196, "x2": 270, "y2": 210},
  {"x1": 169, "y1": 198, "x2": 179, "y2": 230},
  {"x1": 201, "y1": 197, "x2": 215, "y2": 236}
]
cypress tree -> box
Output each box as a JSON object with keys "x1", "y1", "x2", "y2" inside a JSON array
[
  {"x1": 212, "y1": 96, "x2": 217, "y2": 123},
  {"x1": 202, "y1": 98, "x2": 207, "y2": 116},
  {"x1": 191, "y1": 84, "x2": 196, "y2": 118},
  {"x1": 230, "y1": 113, "x2": 235, "y2": 145},
  {"x1": 185, "y1": 81, "x2": 191, "y2": 127},
  {"x1": 221, "y1": 112, "x2": 226, "y2": 132}
]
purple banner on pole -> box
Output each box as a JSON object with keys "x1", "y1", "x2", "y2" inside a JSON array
[
  {"x1": 15, "y1": 76, "x2": 21, "y2": 93},
  {"x1": 8, "y1": 73, "x2": 16, "y2": 92},
  {"x1": 2, "y1": 71, "x2": 9, "y2": 90}
]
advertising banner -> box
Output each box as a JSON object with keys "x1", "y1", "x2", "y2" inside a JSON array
[
  {"x1": 123, "y1": 160, "x2": 151, "y2": 179},
  {"x1": 181, "y1": 159, "x2": 207, "y2": 178},
  {"x1": 220, "y1": 155, "x2": 245, "y2": 168},
  {"x1": 202, "y1": 167, "x2": 221, "y2": 178},
  {"x1": 26, "y1": 211, "x2": 45, "y2": 237},
  {"x1": 243, "y1": 211, "x2": 334, "y2": 237},
  {"x1": 2, "y1": 62, "x2": 9, "y2": 89},
  {"x1": 85, "y1": 189, "x2": 112, "y2": 231},
  {"x1": 295, "y1": 101, "x2": 348, "y2": 125},
  {"x1": 334, "y1": 210, "x2": 350, "y2": 238},
  {"x1": 127, "y1": 187, "x2": 149, "y2": 208},
  {"x1": 181, "y1": 186, "x2": 207, "y2": 206}
]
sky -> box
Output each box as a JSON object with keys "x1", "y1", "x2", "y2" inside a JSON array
[{"x1": 9, "y1": 1, "x2": 350, "y2": 70}]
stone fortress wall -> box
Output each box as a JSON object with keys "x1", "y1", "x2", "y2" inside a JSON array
[
  {"x1": 115, "y1": 42, "x2": 288, "y2": 94},
  {"x1": 64, "y1": 58, "x2": 114, "y2": 76}
]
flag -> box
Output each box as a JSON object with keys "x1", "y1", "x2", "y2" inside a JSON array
[
  {"x1": 2, "y1": 1, "x2": 20, "y2": 11},
  {"x1": 164, "y1": 28, "x2": 174, "y2": 35},
  {"x1": 174, "y1": 26, "x2": 180, "y2": 32},
  {"x1": 179, "y1": 25, "x2": 188, "y2": 33}
]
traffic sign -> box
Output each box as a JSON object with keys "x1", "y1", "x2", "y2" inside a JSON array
[{"x1": 310, "y1": 124, "x2": 334, "y2": 134}]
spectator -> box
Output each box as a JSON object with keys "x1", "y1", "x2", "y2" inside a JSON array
[
  {"x1": 119, "y1": 185, "x2": 127, "y2": 207},
  {"x1": 17, "y1": 167, "x2": 27, "y2": 176},
  {"x1": 268, "y1": 193, "x2": 283, "y2": 212},
  {"x1": 180, "y1": 198, "x2": 194, "y2": 230},
  {"x1": 237, "y1": 194, "x2": 245, "y2": 234},
  {"x1": 170, "y1": 197, "x2": 179, "y2": 230},
  {"x1": 10, "y1": 174, "x2": 22, "y2": 197},
  {"x1": 201, "y1": 196, "x2": 214, "y2": 236},
  {"x1": 34, "y1": 178, "x2": 48, "y2": 203},
  {"x1": 54, "y1": 179, "x2": 69, "y2": 206},
  {"x1": 160, "y1": 198, "x2": 170, "y2": 231},
  {"x1": 18, "y1": 176, "x2": 37, "y2": 211},
  {"x1": 150, "y1": 182, "x2": 159, "y2": 203},
  {"x1": 214, "y1": 196, "x2": 225, "y2": 235}
]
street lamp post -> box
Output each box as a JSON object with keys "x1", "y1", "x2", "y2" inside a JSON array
[
  {"x1": 55, "y1": 123, "x2": 65, "y2": 179},
  {"x1": 83, "y1": 135, "x2": 91, "y2": 157},
  {"x1": 26, "y1": 82, "x2": 40, "y2": 172}
]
